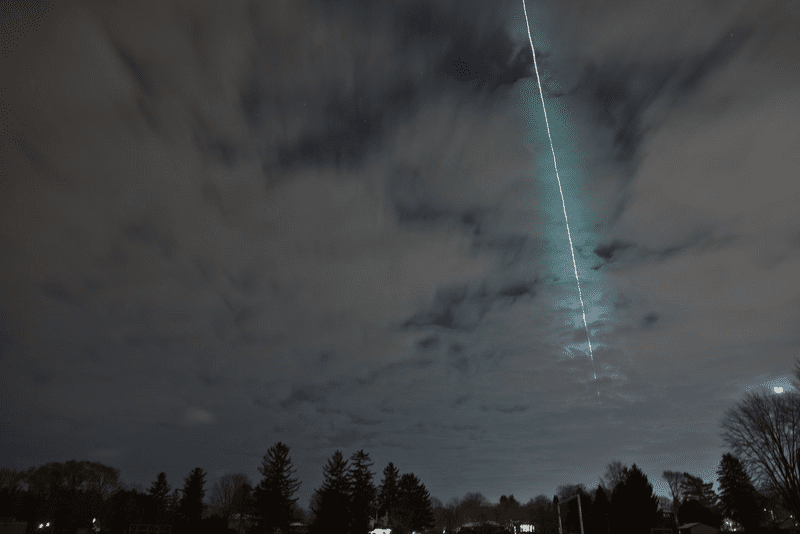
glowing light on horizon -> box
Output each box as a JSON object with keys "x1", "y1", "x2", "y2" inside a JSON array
[{"x1": 521, "y1": 0, "x2": 599, "y2": 400}]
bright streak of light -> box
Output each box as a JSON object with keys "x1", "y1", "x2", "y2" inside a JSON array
[{"x1": 521, "y1": 0, "x2": 599, "y2": 400}]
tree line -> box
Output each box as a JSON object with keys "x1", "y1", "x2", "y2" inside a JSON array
[
  {"x1": 0, "y1": 445, "x2": 435, "y2": 534},
  {"x1": 4, "y1": 360, "x2": 800, "y2": 534}
]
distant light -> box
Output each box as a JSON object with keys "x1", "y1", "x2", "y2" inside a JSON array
[
  {"x1": 46, "y1": 523, "x2": 50, "y2": 527},
  {"x1": 39, "y1": 524, "x2": 43, "y2": 529},
  {"x1": 93, "y1": 519, "x2": 96, "y2": 523},
  {"x1": 774, "y1": 387, "x2": 784, "y2": 394}
]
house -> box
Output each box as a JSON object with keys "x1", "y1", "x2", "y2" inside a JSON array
[
  {"x1": 679, "y1": 522, "x2": 718, "y2": 534},
  {"x1": 508, "y1": 520, "x2": 538, "y2": 533}
]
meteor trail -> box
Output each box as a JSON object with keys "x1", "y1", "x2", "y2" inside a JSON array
[{"x1": 521, "y1": 0, "x2": 600, "y2": 400}]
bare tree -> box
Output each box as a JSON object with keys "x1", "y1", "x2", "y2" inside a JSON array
[
  {"x1": 792, "y1": 360, "x2": 800, "y2": 391},
  {"x1": 600, "y1": 460, "x2": 626, "y2": 493},
  {"x1": 0, "y1": 467, "x2": 29, "y2": 491},
  {"x1": 557, "y1": 483, "x2": 588, "y2": 501},
  {"x1": 662, "y1": 471, "x2": 687, "y2": 512},
  {"x1": 211, "y1": 472, "x2": 250, "y2": 521},
  {"x1": 720, "y1": 387, "x2": 800, "y2": 521}
]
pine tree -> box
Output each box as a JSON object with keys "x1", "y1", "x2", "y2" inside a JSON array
[
  {"x1": 348, "y1": 450, "x2": 377, "y2": 534},
  {"x1": 177, "y1": 468, "x2": 207, "y2": 530},
  {"x1": 394, "y1": 473, "x2": 434, "y2": 534},
  {"x1": 589, "y1": 485, "x2": 610, "y2": 534},
  {"x1": 167, "y1": 488, "x2": 181, "y2": 524},
  {"x1": 254, "y1": 442, "x2": 302, "y2": 534},
  {"x1": 147, "y1": 472, "x2": 171, "y2": 524},
  {"x1": 717, "y1": 453, "x2": 763, "y2": 530},
  {"x1": 609, "y1": 464, "x2": 659, "y2": 534},
  {"x1": 680, "y1": 473, "x2": 720, "y2": 514},
  {"x1": 377, "y1": 462, "x2": 400, "y2": 527},
  {"x1": 310, "y1": 451, "x2": 351, "y2": 534}
]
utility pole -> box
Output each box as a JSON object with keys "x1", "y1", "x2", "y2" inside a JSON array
[{"x1": 555, "y1": 493, "x2": 585, "y2": 534}]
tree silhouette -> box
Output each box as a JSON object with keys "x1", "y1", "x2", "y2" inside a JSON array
[
  {"x1": 609, "y1": 464, "x2": 658, "y2": 534},
  {"x1": 393, "y1": 473, "x2": 434, "y2": 534},
  {"x1": 588, "y1": 485, "x2": 610, "y2": 534},
  {"x1": 211, "y1": 472, "x2": 250, "y2": 523},
  {"x1": 254, "y1": 442, "x2": 302, "y2": 534},
  {"x1": 721, "y1": 384, "x2": 800, "y2": 521},
  {"x1": 147, "y1": 472, "x2": 171, "y2": 524},
  {"x1": 599, "y1": 460, "x2": 626, "y2": 494},
  {"x1": 310, "y1": 451, "x2": 351, "y2": 534},
  {"x1": 177, "y1": 467, "x2": 207, "y2": 531},
  {"x1": 496, "y1": 494, "x2": 523, "y2": 525},
  {"x1": 680, "y1": 473, "x2": 719, "y2": 513},
  {"x1": 377, "y1": 462, "x2": 400, "y2": 527},
  {"x1": 717, "y1": 452, "x2": 763, "y2": 530},
  {"x1": 662, "y1": 470, "x2": 687, "y2": 514},
  {"x1": 230, "y1": 480, "x2": 256, "y2": 534},
  {"x1": 556, "y1": 484, "x2": 590, "y2": 533},
  {"x1": 348, "y1": 450, "x2": 377, "y2": 534}
]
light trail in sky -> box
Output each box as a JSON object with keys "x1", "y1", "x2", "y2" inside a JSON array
[{"x1": 521, "y1": 0, "x2": 600, "y2": 401}]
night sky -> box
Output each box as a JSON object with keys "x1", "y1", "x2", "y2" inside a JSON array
[{"x1": 1, "y1": 0, "x2": 799, "y2": 512}]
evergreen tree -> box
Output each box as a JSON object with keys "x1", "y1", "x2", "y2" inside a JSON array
[
  {"x1": 377, "y1": 462, "x2": 400, "y2": 528},
  {"x1": 254, "y1": 442, "x2": 302, "y2": 534},
  {"x1": 348, "y1": 450, "x2": 377, "y2": 534},
  {"x1": 497, "y1": 494, "x2": 523, "y2": 525},
  {"x1": 680, "y1": 473, "x2": 720, "y2": 516},
  {"x1": 177, "y1": 467, "x2": 207, "y2": 531},
  {"x1": 310, "y1": 451, "x2": 351, "y2": 534},
  {"x1": 609, "y1": 464, "x2": 659, "y2": 534},
  {"x1": 167, "y1": 488, "x2": 180, "y2": 524},
  {"x1": 588, "y1": 485, "x2": 610, "y2": 534},
  {"x1": 717, "y1": 453, "x2": 763, "y2": 530},
  {"x1": 394, "y1": 473, "x2": 434, "y2": 534},
  {"x1": 147, "y1": 472, "x2": 171, "y2": 524}
]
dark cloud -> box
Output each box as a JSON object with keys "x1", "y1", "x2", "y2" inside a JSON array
[
  {"x1": 416, "y1": 335, "x2": 440, "y2": 350},
  {"x1": 594, "y1": 240, "x2": 635, "y2": 261},
  {"x1": 279, "y1": 387, "x2": 325, "y2": 410},
  {"x1": 275, "y1": 92, "x2": 384, "y2": 169},
  {"x1": 642, "y1": 313, "x2": 659, "y2": 327},
  {"x1": 41, "y1": 280, "x2": 80, "y2": 306},
  {"x1": 192, "y1": 114, "x2": 238, "y2": 168},
  {"x1": 391, "y1": 0, "x2": 532, "y2": 94},
  {"x1": 480, "y1": 404, "x2": 529, "y2": 414},
  {"x1": 403, "y1": 279, "x2": 539, "y2": 332},
  {"x1": 115, "y1": 46, "x2": 152, "y2": 94},
  {"x1": 496, "y1": 281, "x2": 536, "y2": 303},
  {"x1": 122, "y1": 221, "x2": 174, "y2": 257}
]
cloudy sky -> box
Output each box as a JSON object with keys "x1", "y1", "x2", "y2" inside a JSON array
[{"x1": 1, "y1": 0, "x2": 799, "y2": 510}]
